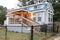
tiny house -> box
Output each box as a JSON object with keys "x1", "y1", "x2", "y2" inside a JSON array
[{"x1": 4, "y1": 2, "x2": 54, "y2": 33}]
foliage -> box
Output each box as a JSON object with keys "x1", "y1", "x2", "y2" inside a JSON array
[
  {"x1": 18, "y1": 0, "x2": 34, "y2": 6},
  {"x1": 18, "y1": 0, "x2": 27, "y2": 6},
  {"x1": 0, "y1": 6, "x2": 7, "y2": 25},
  {"x1": 28, "y1": 1, "x2": 34, "y2": 5},
  {"x1": 52, "y1": 3, "x2": 60, "y2": 22}
]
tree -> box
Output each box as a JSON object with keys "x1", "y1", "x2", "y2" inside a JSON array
[
  {"x1": 28, "y1": 1, "x2": 34, "y2": 5},
  {"x1": 18, "y1": 0, "x2": 34, "y2": 6},
  {"x1": 0, "y1": 6, "x2": 7, "y2": 25},
  {"x1": 52, "y1": 3, "x2": 60, "y2": 22},
  {"x1": 18, "y1": 0, "x2": 27, "y2": 6}
]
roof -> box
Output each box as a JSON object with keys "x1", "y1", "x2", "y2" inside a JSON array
[{"x1": 8, "y1": 2, "x2": 52, "y2": 12}]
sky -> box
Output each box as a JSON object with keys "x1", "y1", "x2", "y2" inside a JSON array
[{"x1": 0, "y1": 0, "x2": 19, "y2": 9}]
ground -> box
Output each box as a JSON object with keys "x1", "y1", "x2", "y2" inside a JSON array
[
  {"x1": 0, "y1": 26, "x2": 60, "y2": 40},
  {"x1": 0, "y1": 27, "x2": 42, "y2": 40}
]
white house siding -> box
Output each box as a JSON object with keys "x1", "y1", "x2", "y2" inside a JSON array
[
  {"x1": 33, "y1": 10, "x2": 53, "y2": 25},
  {"x1": 33, "y1": 11, "x2": 46, "y2": 25},
  {"x1": 45, "y1": 10, "x2": 49, "y2": 24},
  {"x1": 40, "y1": 12, "x2": 46, "y2": 24},
  {"x1": 7, "y1": 24, "x2": 31, "y2": 33},
  {"x1": 7, "y1": 26, "x2": 31, "y2": 33}
]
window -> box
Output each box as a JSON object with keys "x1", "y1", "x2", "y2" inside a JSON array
[
  {"x1": 38, "y1": 13, "x2": 41, "y2": 16},
  {"x1": 50, "y1": 14, "x2": 53, "y2": 21},
  {"x1": 48, "y1": 13, "x2": 53, "y2": 22},
  {"x1": 48, "y1": 18, "x2": 50, "y2": 22},
  {"x1": 37, "y1": 5, "x2": 45, "y2": 9},
  {"x1": 38, "y1": 17, "x2": 41, "y2": 21},
  {"x1": 34, "y1": 5, "x2": 37, "y2": 9},
  {"x1": 24, "y1": 7, "x2": 28, "y2": 10},
  {"x1": 51, "y1": 18, "x2": 53, "y2": 22},
  {"x1": 37, "y1": 5, "x2": 41, "y2": 9},
  {"x1": 29, "y1": 7, "x2": 34, "y2": 11},
  {"x1": 33, "y1": 17, "x2": 36, "y2": 21},
  {"x1": 48, "y1": 13, "x2": 50, "y2": 22},
  {"x1": 37, "y1": 12, "x2": 43, "y2": 17}
]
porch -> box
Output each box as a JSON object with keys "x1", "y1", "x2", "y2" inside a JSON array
[{"x1": 6, "y1": 10, "x2": 39, "y2": 26}]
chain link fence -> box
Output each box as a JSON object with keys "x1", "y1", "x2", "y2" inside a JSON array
[{"x1": 0, "y1": 23, "x2": 60, "y2": 40}]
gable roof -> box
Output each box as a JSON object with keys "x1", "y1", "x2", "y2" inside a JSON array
[{"x1": 8, "y1": 2, "x2": 52, "y2": 12}]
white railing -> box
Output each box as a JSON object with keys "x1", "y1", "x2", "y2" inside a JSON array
[
  {"x1": 7, "y1": 24, "x2": 22, "y2": 26},
  {"x1": 4, "y1": 20, "x2": 21, "y2": 26}
]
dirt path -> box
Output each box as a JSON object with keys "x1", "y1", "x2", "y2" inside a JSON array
[
  {"x1": 54, "y1": 37, "x2": 60, "y2": 40},
  {"x1": 46, "y1": 35, "x2": 60, "y2": 40}
]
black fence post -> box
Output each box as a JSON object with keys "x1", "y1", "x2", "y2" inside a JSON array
[
  {"x1": 45, "y1": 24, "x2": 47, "y2": 40},
  {"x1": 53, "y1": 23, "x2": 55, "y2": 33},
  {"x1": 52, "y1": 15, "x2": 56, "y2": 35},
  {"x1": 56, "y1": 25, "x2": 59, "y2": 34},
  {"x1": 31, "y1": 25, "x2": 33, "y2": 40},
  {"x1": 5, "y1": 26, "x2": 7, "y2": 40},
  {"x1": 45, "y1": 24, "x2": 47, "y2": 35}
]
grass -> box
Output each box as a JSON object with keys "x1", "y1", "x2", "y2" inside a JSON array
[
  {"x1": 0, "y1": 27, "x2": 30, "y2": 40},
  {"x1": 0, "y1": 27, "x2": 53, "y2": 40},
  {"x1": 0, "y1": 27, "x2": 5, "y2": 40}
]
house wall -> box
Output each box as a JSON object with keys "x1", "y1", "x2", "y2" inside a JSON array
[
  {"x1": 33, "y1": 9, "x2": 53, "y2": 25},
  {"x1": 7, "y1": 26, "x2": 31, "y2": 33},
  {"x1": 33, "y1": 11, "x2": 49, "y2": 25}
]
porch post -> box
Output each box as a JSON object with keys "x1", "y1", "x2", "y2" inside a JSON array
[
  {"x1": 13, "y1": 15, "x2": 15, "y2": 24},
  {"x1": 21, "y1": 14, "x2": 23, "y2": 32}
]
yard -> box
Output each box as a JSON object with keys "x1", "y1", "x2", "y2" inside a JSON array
[
  {"x1": 0, "y1": 27, "x2": 30, "y2": 40},
  {"x1": 0, "y1": 27, "x2": 44, "y2": 40},
  {"x1": 0, "y1": 26, "x2": 57, "y2": 40}
]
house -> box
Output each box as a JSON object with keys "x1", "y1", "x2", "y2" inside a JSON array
[{"x1": 4, "y1": 2, "x2": 54, "y2": 33}]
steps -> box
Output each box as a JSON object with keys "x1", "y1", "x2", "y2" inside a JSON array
[
  {"x1": 21, "y1": 17, "x2": 40, "y2": 33},
  {"x1": 22, "y1": 16, "x2": 40, "y2": 26}
]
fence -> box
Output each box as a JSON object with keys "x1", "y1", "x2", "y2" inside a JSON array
[
  {"x1": 0, "y1": 24, "x2": 60, "y2": 40},
  {"x1": 0, "y1": 25, "x2": 5, "y2": 40}
]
